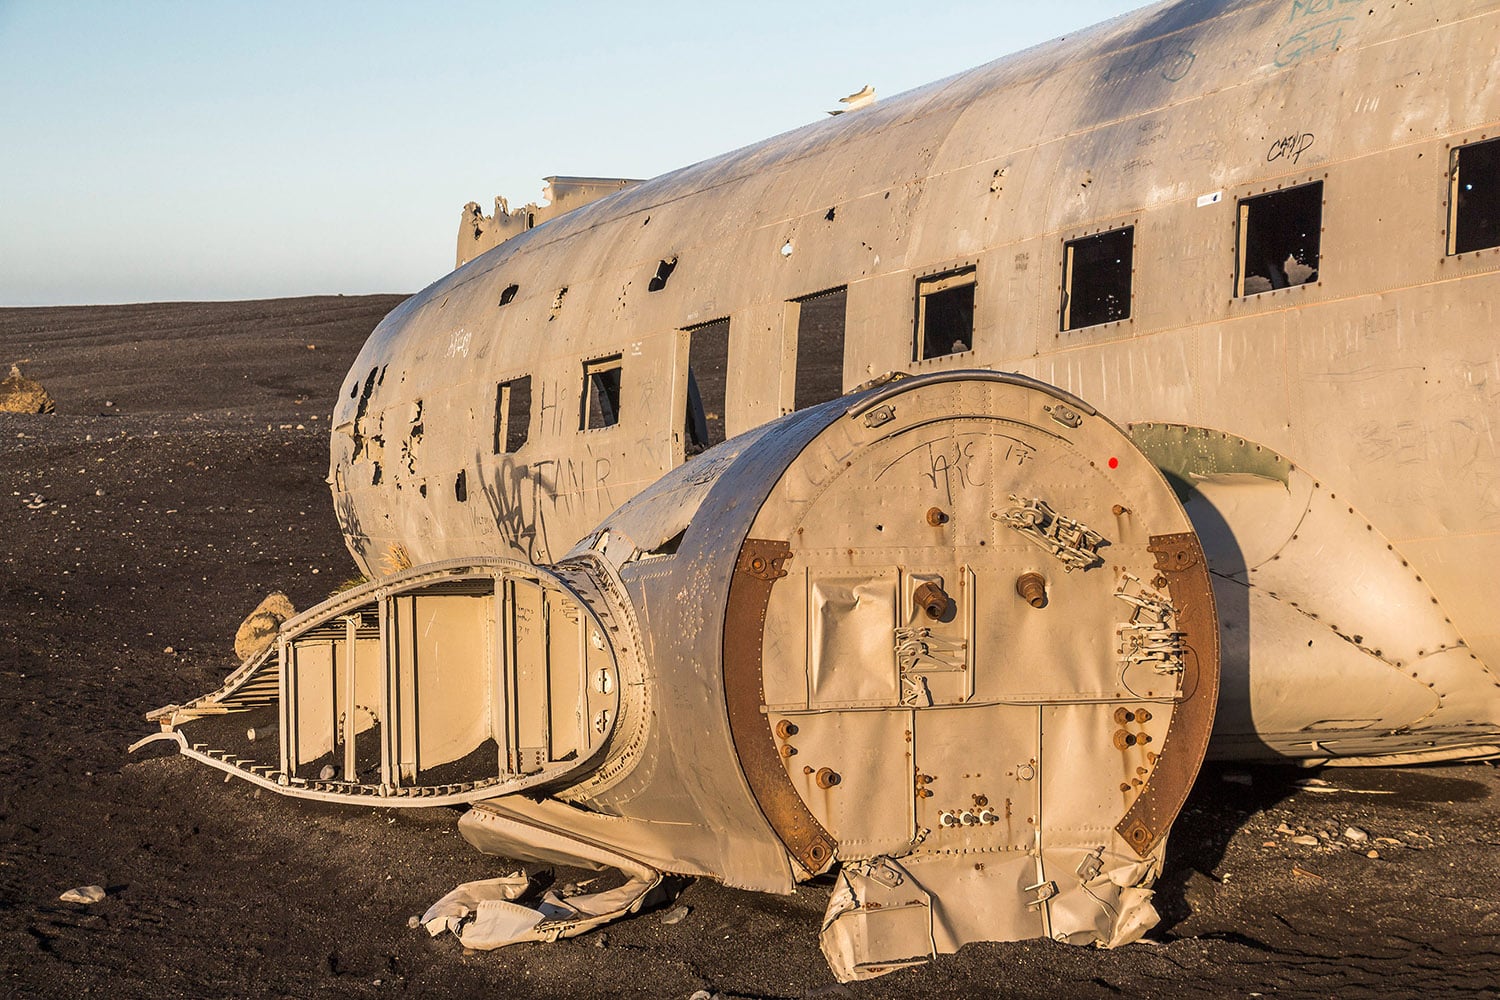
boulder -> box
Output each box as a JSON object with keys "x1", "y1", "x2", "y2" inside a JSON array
[
  {"x1": 0, "y1": 364, "x2": 55, "y2": 414},
  {"x1": 234, "y1": 591, "x2": 296, "y2": 662}
]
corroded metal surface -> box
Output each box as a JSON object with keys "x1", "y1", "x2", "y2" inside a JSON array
[
  {"x1": 1116, "y1": 531, "x2": 1220, "y2": 857},
  {"x1": 723, "y1": 538, "x2": 837, "y2": 874}
]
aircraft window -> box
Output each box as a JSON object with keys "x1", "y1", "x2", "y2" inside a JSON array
[
  {"x1": 1236, "y1": 182, "x2": 1322, "y2": 296},
  {"x1": 684, "y1": 318, "x2": 729, "y2": 454},
  {"x1": 914, "y1": 267, "x2": 976, "y2": 360},
  {"x1": 1062, "y1": 227, "x2": 1133, "y2": 330},
  {"x1": 493, "y1": 375, "x2": 531, "y2": 454},
  {"x1": 498, "y1": 283, "x2": 519, "y2": 306},
  {"x1": 582, "y1": 356, "x2": 623, "y2": 430},
  {"x1": 1450, "y1": 137, "x2": 1500, "y2": 254},
  {"x1": 792, "y1": 286, "x2": 847, "y2": 410}
]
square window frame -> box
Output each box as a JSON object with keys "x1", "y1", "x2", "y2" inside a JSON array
[
  {"x1": 1447, "y1": 133, "x2": 1500, "y2": 257},
  {"x1": 493, "y1": 373, "x2": 532, "y2": 454},
  {"x1": 1060, "y1": 222, "x2": 1137, "y2": 332},
  {"x1": 580, "y1": 353, "x2": 625, "y2": 432},
  {"x1": 1233, "y1": 178, "x2": 1326, "y2": 299},
  {"x1": 911, "y1": 262, "x2": 979, "y2": 363}
]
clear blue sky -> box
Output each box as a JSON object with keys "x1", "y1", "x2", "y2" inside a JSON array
[{"x1": 0, "y1": 1, "x2": 1149, "y2": 306}]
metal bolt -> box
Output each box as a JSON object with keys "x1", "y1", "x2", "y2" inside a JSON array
[
  {"x1": 1016, "y1": 572, "x2": 1047, "y2": 609},
  {"x1": 1137, "y1": 708, "x2": 1153, "y2": 723},
  {"x1": 914, "y1": 581, "x2": 950, "y2": 620},
  {"x1": 775, "y1": 719, "x2": 799, "y2": 740},
  {"x1": 1113, "y1": 729, "x2": 1137, "y2": 750},
  {"x1": 779, "y1": 744, "x2": 797, "y2": 758},
  {"x1": 926, "y1": 507, "x2": 948, "y2": 527},
  {"x1": 815, "y1": 767, "x2": 840, "y2": 789},
  {"x1": 1114, "y1": 707, "x2": 1135, "y2": 724}
]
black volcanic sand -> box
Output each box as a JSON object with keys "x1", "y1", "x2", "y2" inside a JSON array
[{"x1": 1, "y1": 296, "x2": 1497, "y2": 999}]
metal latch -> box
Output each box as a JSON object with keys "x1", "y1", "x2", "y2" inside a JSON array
[{"x1": 1023, "y1": 880, "x2": 1058, "y2": 909}]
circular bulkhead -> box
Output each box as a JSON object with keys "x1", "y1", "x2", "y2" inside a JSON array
[{"x1": 719, "y1": 373, "x2": 1217, "y2": 935}]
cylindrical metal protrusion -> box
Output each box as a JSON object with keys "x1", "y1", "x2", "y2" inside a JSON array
[
  {"x1": 1113, "y1": 729, "x2": 1138, "y2": 750},
  {"x1": 914, "y1": 581, "x2": 950, "y2": 620},
  {"x1": 1016, "y1": 572, "x2": 1048, "y2": 609},
  {"x1": 1114, "y1": 707, "x2": 1135, "y2": 725},
  {"x1": 775, "y1": 719, "x2": 798, "y2": 740},
  {"x1": 926, "y1": 506, "x2": 948, "y2": 526},
  {"x1": 815, "y1": 767, "x2": 841, "y2": 789}
]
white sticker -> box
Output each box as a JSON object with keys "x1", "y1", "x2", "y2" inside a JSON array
[{"x1": 1196, "y1": 190, "x2": 1223, "y2": 207}]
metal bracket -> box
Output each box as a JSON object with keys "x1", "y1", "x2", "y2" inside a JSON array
[
  {"x1": 1023, "y1": 880, "x2": 1059, "y2": 909},
  {"x1": 1115, "y1": 574, "x2": 1186, "y2": 676},
  {"x1": 993, "y1": 495, "x2": 1106, "y2": 571}
]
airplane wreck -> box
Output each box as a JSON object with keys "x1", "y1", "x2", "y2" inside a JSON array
[{"x1": 138, "y1": 0, "x2": 1500, "y2": 981}]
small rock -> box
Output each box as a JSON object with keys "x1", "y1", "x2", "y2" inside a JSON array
[
  {"x1": 661, "y1": 904, "x2": 691, "y2": 926},
  {"x1": 407, "y1": 915, "x2": 422, "y2": 929},
  {"x1": 59, "y1": 884, "x2": 106, "y2": 904},
  {"x1": 1290, "y1": 835, "x2": 1320, "y2": 847},
  {"x1": 1344, "y1": 826, "x2": 1369, "y2": 843},
  {"x1": 1181, "y1": 869, "x2": 1219, "y2": 913},
  {"x1": 1366, "y1": 849, "x2": 1380, "y2": 859},
  {"x1": 164, "y1": 646, "x2": 175, "y2": 654},
  {"x1": 320, "y1": 765, "x2": 337, "y2": 780},
  {"x1": 1261, "y1": 840, "x2": 1277, "y2": 848},
  {"x1": 1275, "y1": 822, "x2": 1296, "y2": 835},
  {"x1": 594, "y1": 933, "x2": 608, "y2": 948}
]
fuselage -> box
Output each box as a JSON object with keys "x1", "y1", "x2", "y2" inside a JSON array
[{"x1": 331, "y1": 0, "x2": 1500, "y2": 760}]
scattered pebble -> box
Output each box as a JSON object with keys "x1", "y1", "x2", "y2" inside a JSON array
[
  {"x1": 1290, "y1": 835, "x2": 1320, "y2": 846},
  {"x1": 59, "y1": 884, "x2": 106, "y2": 904},
  {"x1": 1344, "y1": 826, "x2": 1369, "y2": 843},
  {"x1": 1366, "y1": 849, "x2": 1380, "y2": 859},
  {"x1": 407, "y1": 915, "x2": 422, "y2": 929},
  {"x1": 163, "y1": 646, "x2": 175, "y2": 654},
  {"x1": 319, "y1": 765, "x2": 337, "y2": 780},
  {"x1": 1275, "y1": 822, "x2": 1296, "y2": 835},
  {"x1": 661, "y1": 904, "x2": 691, "y2": 926}
]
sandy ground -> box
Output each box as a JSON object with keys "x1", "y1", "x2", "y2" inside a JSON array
[{"x1": 1, "y1": 296, "x2": 1497, "y2": 999}]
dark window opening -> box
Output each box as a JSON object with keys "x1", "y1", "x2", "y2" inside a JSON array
[
  {"x1": 825, "y1": 207, "x2": 837, "y2": 221},
  {"x1": 1062, "y1": 226, "x2": 1133, "y2": 330},
  {"x1": 793, "y1": 287, "x2": 847, "y2": 410},
  {"x1": 455, "y1": 469, "x2": 468, "y2": 503},
  {"x1": 915, "y1": 268, "x2": 976, "y2": 360},
  {"x1": 1451, "y1": 137, "x2": 1500, "y2": 254},
  {"x1": 582, "y1": 355, "x2": 623, "y2": 430},
  {"x1": 498, "y1": 283, "x2": 519, "y2": 306},
  {"x1": 684, "y1": 318, "x2": 730, "y2": 454},
  {"x1": 1237, "y1": 182, "x2": 1322, "y2": 296},
  {"x1": 648, "y1": 257, "x2": 678, "y2": 292},
  {"x1": 493, "y1": 375, "x2": 531, "y2": 453}
]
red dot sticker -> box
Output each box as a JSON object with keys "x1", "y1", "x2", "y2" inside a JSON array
[{"x1": 1108, "y1": 457, "x2": 1119, "y2": 469}]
